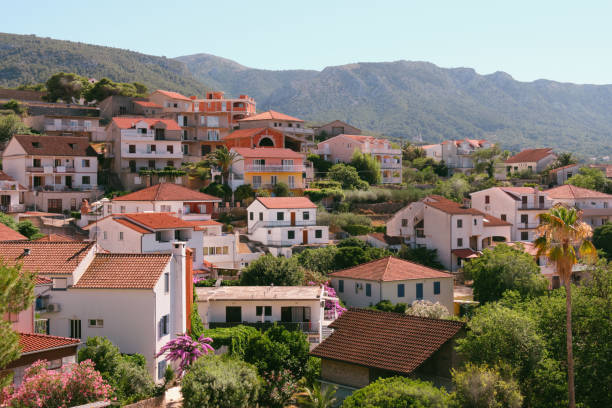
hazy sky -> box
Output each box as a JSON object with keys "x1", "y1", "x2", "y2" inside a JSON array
[{"x1": 5, "y1": 0, "x2": 611, "y2": 84}]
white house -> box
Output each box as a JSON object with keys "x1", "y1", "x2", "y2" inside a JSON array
[
  {"x1": 328, "y1": 256, "x2": 454, "y2": 312},
  {"x1": 2, "y1": 134, "x2": 100, "y2": 213},
  {"x1": 195, "y1": 285, "x2": 338, "y2": 344},
  {"x1": 247, "y1": 197, "x2": 329, "y2": 257},
  {"x1": 0, "y1": 171, "x2": 27, "y2": 213},
  {"x1": 421, "y1": 139, "x2": 493, "y2": 174},
  {"x1": 386, "y1": 195, "x2": 512, "y2": 271},
  {"x1": 0, "y1": 241, "x2": 193, "y2": 382},
  {"x1": 500, "y1": 148, "x2": 557, "y2": 179},
  {"x1": 548, "y1": 164, "x2": 581, "y2": 186},
  {"x1": 471, "y1": 187, "x2": 553, "y2": 242},
  {"x1": 544, "y1": 184, "x2": 612, "y2": 227}
]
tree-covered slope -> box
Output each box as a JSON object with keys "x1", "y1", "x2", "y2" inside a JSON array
[{"x1": 0, "y1": 33, "x2": 207, "y2": 96}]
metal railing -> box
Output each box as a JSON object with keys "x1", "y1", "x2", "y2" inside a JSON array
[
  {"x1": 519, "y1": 204, "x2": 549, "y2": 210},
  {"x1": 209, "y1": 321, "x2": 315, "y2": 332},
  {"x1": 245, "y1": 165, "x2": 305, "y2": 172},
  {"x1": 250, "y1": 219, "x2": 315, "y2": 231},
  {"x1": 517, "y1": 222, "x2": 540, "y2": 229},
  {"x1": 0, "y1": 204, "x2": 25, "y2": 213}
]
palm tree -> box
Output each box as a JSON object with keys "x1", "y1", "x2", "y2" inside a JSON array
[
  {"x1": 297, "y1": 384, "x2": 337, "y2": 408},
  {"x1": 534, "y1": 205, "x2": 597, "y2": 408},
  {"x1": 205, "y1": 147, "x2": 241, "y2": 186}
]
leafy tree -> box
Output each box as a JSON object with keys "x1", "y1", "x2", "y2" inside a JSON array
[
  {"x1": 463, "y1": 244, "x2": 548, "y2": 303},
  {"x1": 77, "y1": 336, "x2": 121, "y2": 382},
  {"x1": 451, "y1": 363, "x2": 523, "y2": 408},
  {"x1": 234, "y1": 184, "x2": 255, "y2": 202},
  {"x1": 181, "y1": 356, "x2": 260, "y2": 408},
  {"x1": 534, "y1": 205, "x2": 597, "y2": 408},
  {"x1": 156, "y1": 334, "x2": 214, "y2": 377},
  {"x1": 200, "y1": 182, "x2": 231, "y2": 201},
  {"x1": 0, "y1": 262, "x2": 35, "y2": 375},
  {"x1": 398, "y1": 245, "x2": 444, "y2": 269},
  {"x1": 44, "y1": 72, "x2": 90, "y2": 102},
  {"x1": 328, "y1": 163, "x2": 369, "y2": 190},
  {"x1": 433, "y1": 173, "x2": 471, "y2": 202},
  {"x1": 259, "y1": 369, "x2": 299, "y2": 408},
  {"x1": 307, "y1": 153, "x2": 333, "y2": 175},
  {"x1": 16, "y1": 220, "x2": 44, "y2": 240},
  {"x1": 402, "y1": 142, "x2": 426, "y2": 162},
  {"x1": 472, "y1": 145, "x2": 502, "y2": 178},
  {"x1": 239, "y1": 254, "x2": 304, "y2": 286},
  {"x1": 551, "y1": 152, "x2": 578, "y2": 168},
  {"x1": 272, "y1": 182, "x2": 291, "y2": 197},
  {"x1": 298, "y1": 383, "x2": 337, "y2": 408},
  {"x1": 336, "y1": 237, "x2": 368, "y2": 249},
  {"x1": 2, "y1": 100, "x2": 26, "y2": 115},
  {"x1": 370, "y1": 300, "x2": 408, "y2": 313},
  {"x1": 350, "y1": 150, "x2": 381, "y2": 185},
  {"x1": 341, "y1": 377, "x2": 451, "y2": 408},
  {"x1": 16, "y1": 83, "x2": 46, "y2": 92},
  {"x1": 0, "y1": 114, "x2": 31, "y2": 143},
  {"x1": 0, "y1": 212, "x2": 17, "y2": 230},
  {"x1": 83, "y1": 77, "x2": 148, "y2": 102},
  {"x1": 297, "y1": 246, "x2": 339, "y2": 275},
  {"x1": 332, "y1": 246, "x2": 390, "y2": 270},
  {"x1": 566, "y1": 167, "x2": 612, "y2": 193},
  {"x1": 593, "y1": 222, "x2": 612, "y2": 259},
  {"x1": 205, "y1": 146, "x2": 241, "y2": 186}
]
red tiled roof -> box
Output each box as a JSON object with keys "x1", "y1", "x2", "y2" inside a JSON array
[
  {"x1": 548, "y1": 163, "x2": 580, "y2": 173},
  {"x1": 113, "y1": 183, "x2": 221, "y2": 202},
  {"x1": 33, "y1": 234, "x2": 76, "y2": 242},
  {"x1": 505, "y1": 148, "x2": 555, "y2": 163},
  {"x1": 0, "y1": 171, "x2": 17, "y2": 181},
  {"x1": 13, "y1": 135, "x2": 97, "y2": 157},
  {"x1": 340, "y1": 134, "x2": 388, "y2": 145},
  {"x1": 232, "y1": 147, "x2": 304, "y2": 159},
  {"x1": 482, "y1": 214, "x2": 512, "y2": 227},
  {"x1": 35, "y1": 276, "x2": 53, "y2": 285},
  {"x1": 256, "y1": 197, "x2": 316, "y2": 209},
  {"x1": 544, "y1": 184, "x2": 612, "y2": 199},
  {"x1": 329, "y1": 256, "x2": 452, "y2": 281},
  {"x1": 112, "y1": 217, "x2": 151, "y2": 233},
  {"x1": 111, "y1": 117, "x2": 182, "y2": 131},
  {"x1": 310, "y1": 309, "x2": 464, "y2": 374},
  {"x1": 223, "y1": 128, "x2": 268, "y2": 140},
  {"x1": 18, "y1": 332, "x2": 80, "y2": 354},
  {"x1": 153, "y1": 90, "x2": 191, "y2": 101},
  {"x1": 120, "y1": 213, "x2": 195, "y2": 230},
  {"x1": 72, "y1": 253, "x2": 171, "y2": 289},
  {"x1": 133, "y1": 100, "x2": 163, "y2": 108},
  {"x1": 183, "y1": 219, "x2": 222, "y2": 230},
  {"x1": 238, "y1": 110, "x2": 303, "y2": 122},
  {"x1": 0, "y1": 241, "x2": 94, "y2": 275},
  {"x1": 452, "y1": 248, "x2": 480, "y2": 258},
  {"x1": 0, "y1": 223, "x2": 27, "y2": 241},
  {"x1": 425, "y1": 196, "x2": 482, "y2": 215}
]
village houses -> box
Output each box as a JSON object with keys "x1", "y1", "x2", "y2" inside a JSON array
[
  {"x1": 421, "y1": 139, "x2": 493, "y2": 174},
  {"x1": 237, "y1": 110, "x2": 315, "y2": 152},
  {"x1": 498, "y1": 148, "x2": 557, "y2": 179},
  {"x1": 0, "y1": 171, "x2": 27, "y2": 213}
]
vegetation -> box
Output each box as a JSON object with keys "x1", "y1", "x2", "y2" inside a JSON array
[
  {"x1": 44, "y1": 72, "x2": 91, "y2": 102},
  {"x1": 593, "y1": 222, "x2": 612, "y2": 259},
  {"x1": 156, "y1": 334, "x2": 214, "y2": 377},
  {"x1": 370, "y1": 300, "x2": 408, "y2": 314},
  {"x1": 341, "y1": 377, "x2": 451, "y2": 408},
  {"x1": 328, "y1": 164, "x2": 369, "y2": 190},
  {"x1": 463, "y1": 244, "x2": 548, "y2": 303},
  {"x1": 350, "y1": 150, "x2": 382, "y2": 185},
  {"x1": 205, "y1": 146, "x2": 241, "y2": 186},
  {"x1": 15, "y1": 220, "x2": 44, "y2": 240},
  {"x1": 451, "y1": 363, "x2": 523, "y2": 408},
  {"x1": 234, "y1": 184, "x2": 255, "y2": 202},
  {"x1": 566, "y1": 167, "x2": 612, "y2": 193},
  {"x1": 307, "y1": 153, "x2": 334, "y2": 175},
  {"x1": 472, "y1": 145, "x2": 504, "y2": 178},
  {"x1": 0, "y1": 113, "x2": 32, "y2": 143},
  {"x1": 84, "y1": 77, "x2": 147, "y2": 102},
  {"x1": 298, "y1": 383, "x2": 337, "y2": 408},
  {"x1": 405, "y1": 300, "x2": 451, "y2": 319},
  {"x1": 272, "y1": 182, "x2": 291, "y2": 197},
  {"x1": 239, "y1": 254, "x2": 304, "y2": 286},
  {"x1": 200, "y1": 182, "x2": 231, "y2": 201},
  {"x1": 398, "y1": 245, "x2": 444, "y2": 269}
]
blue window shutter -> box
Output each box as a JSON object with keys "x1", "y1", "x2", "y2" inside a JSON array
[
  {"x1": 416, "y1": 283, "x2": 423, "y2": 299},
  {"x1": 338, "y1": 280, "x2": 344, "y2": 293},
  {"x1": 366, "y1": 283, "x2": 371, "y2": 297},
  {"x1": 434, "y1": 281, "x2": 441, "y2": 295},
  {"x1": 397, "y1": 284, "x2": 405, "y2": 297}
]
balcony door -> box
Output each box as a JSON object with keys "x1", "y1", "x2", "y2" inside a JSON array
[
  {"x1": 225, "y1": 306, "x2": 242, "y2": 323},
  {"x1": 303, "y1": 229, "x2": 308, "y2": 244},
  {"x1": 291, "y1": 212, "x2": 296, "y2": 226},
  {"x1": 65, "y1": 176, "x2": 72, "y2": 188}
]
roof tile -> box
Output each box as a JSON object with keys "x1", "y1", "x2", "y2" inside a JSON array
[
  {"x1": 232, "y1": 147, "x2": 305, "y2": 159},
  {"x1": 505, "y1": 148, "x2": 555, "y2": 163},
  {"x1": 0, "y1": 223, "x2": 27, "y2": 241},
  {"x1": 544, "y1": 184, "x2": 612, "y2": 199},
  {"x1": 153, "y1": 90, "x2": 192, "y2": 101},
  {"x1": 238, "y1": 110, "x2": 303, "y2": 122},
  {"x1": 13, "y1": 135, "x2": 97, "y2": 157},
  {"x1": 18, "y1": 332, "x2": 80, "y2": 354},
  {"x1": 113, "y1": 183, "x2": 221, "y2": 202},
  {"x1": 0, "y1": 241, "x2": 94, "y2": 275},
  {"x1": 256, "y1": 196, "x2": 316, "y2": 209},
  {"x1": 329, "y1": 256, "x2": 452, "y2": 281},
  {"x1": 111, "y1": 117, "x2": 182, "y2": 131}
]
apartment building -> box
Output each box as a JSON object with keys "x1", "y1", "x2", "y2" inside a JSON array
[
  {"x1": 24, "y1": 115, "x2": 106, "y2": 141},
  {"x1": 312, "y1": 120, "x2": 361, "y2": 139},
  {"x1": 229, "y1": 147, "x2": 308, "y2": 191},
  {"x1": 544, "y1": 184, "x2": 612, "y2": 227},
  {"x1": 471, "y1": 187, "x2": 554, "y2": 242},
  {"x1": 315, "y1": 134, "x2": 402, "y2": 184},
  {"x1": 2, "y1": 135, "x2": 100, "y2": 213},
  {"x1": 99, "y1": 95, "x2": 163, "y2": 119},
  {"x1": 0, "y1": 240, "x2": 193, "y2": 381},
  {"x1": 328, "y1": 257, "x2": 454, "y2": 311},
  {"x1": 107, "y1": 117, "x2": 183, "y2": 190},
  {"x1": 149, "y1": 90, "x2": 193, "y2": 113},
  {"x1": 387, "y1": 195, "x2": 512, "y2": 271},
  {"x1": 500, "y1": 148, "x2": 557, "y2": 178},
  {"x1": 422, "y1": 139, "x2": 493, "y2": 173},
  {"x1": 0, "y1": 171, "x2": 27, "y2": 213},
  {"x1": 247, "y1": 197, "x2": 329, "y2": 257},
  {"x1": 223, "y1": 127, "x2": 285, "y2": 150},
  {"x1": 237, "y1": 110, "x2": 315, "y2": 152}
]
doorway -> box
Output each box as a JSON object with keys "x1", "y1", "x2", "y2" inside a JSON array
[
  {"x1": 303, "y1": 229, "x2": 308, "y2": 244},
  {"x1": 290, "y1": 212, "x2": 296, "y2": 226}
]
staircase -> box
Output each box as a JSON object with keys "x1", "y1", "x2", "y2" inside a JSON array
[{"x1": 321, "y1": 326, "x2": 333, "y2": 340}]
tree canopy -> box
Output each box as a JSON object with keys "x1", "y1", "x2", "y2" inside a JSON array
[
  {"x1": 328, "y1": 163, "x2": 369, "y2": 190},
  {"x1": 350, "y1": 150, "x2": 382, "y2": 185},
  {"x1": 83, "y1": 77, "x2": 147, "y2": 102},
  {"x1": 566, "y1": 167, "x2": 612, "y2": 193},
  {"x1": 239, "y1": 254, "x2": 304, "y2": 286}
]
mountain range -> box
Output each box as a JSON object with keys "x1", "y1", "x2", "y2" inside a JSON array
[{"x1": 1, "y1": 33, "x2": 611, "y2": 157}]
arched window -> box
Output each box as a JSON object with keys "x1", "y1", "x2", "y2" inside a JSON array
[{"x1": 259, "y1": 137, "x2": 274, "y2": 147}]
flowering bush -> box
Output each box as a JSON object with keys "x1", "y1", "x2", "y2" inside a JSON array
[
  {"x1": 406, "y1": 300, "x2": 450, "y2": 319},
  {"x1": 156, "y1": 334, "x2": 214, "y2": 377},
  {"x1": 259, "y1": 369, "x2": 299, "y2": 408},
  {"x1": 1, "y1": 359, "x2": 112, "y2": 407},
  {"x1": 308, "y1": 281, "x2": 347, "y2": 317}
]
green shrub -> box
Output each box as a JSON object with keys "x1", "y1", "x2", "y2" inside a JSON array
[
  {"x1": 370, "y1": 300, "x2": 408, "y2": 314},
  {"x1": 342, "y1": 224, "x2": 371, "y2": 236},
  {"x1": 114, "y1": 359, "x2": 155, "y2": 404},
  {"x1": 202, "y1": 325, "x2": 260, "y2": 359},
  {"x1": 303, "y1": 357, "x2": 322, "y2": 388},
  {"x1": 452, "y1": 363, "x2": 523, "y2": 408},
  {"x1": 341, "y1": 377, "x2": 451, "y2": 408},
  {"x1": 181, "y1": 356, "x2": 261, "y2": 408},
  {"x1": 240, "y1": 254, "x2": 304, "y2": 286},
  {"x1": 272, "y1": 182, "x2": 291, "y2": 197}
]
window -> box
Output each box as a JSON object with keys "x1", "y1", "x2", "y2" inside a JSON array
[
  {"x1": 128, "y1": 145, "x2": 135, "y2": 153},
  {"x1": 174, "y1": 230, "x2": 181, "y2": 240},
  {"x1": 288, "y1": 175, "x2": 295, "y2": 188},
  {"x1": 103, "y1": 231, "x2": 107, "y2": 240},
  {"x1": 521, "y1": 231, "x2": 529, "y2": 241},
  {"x1": 203, "y1": 247, "x2": 208, "y2": 255},
  {"x1": 160, "y1": 315, "x2": 169, "y2": 337},
  {"x1": 138, "y1": 127, "x2": 147, "y2": 134},
  {"x1": 416, "y1": 283, "x2": 423, "y2": 299},
  {"x1": 182, "y1": 144, "x2": 188, "y2": 155},
  {"x1": 82, "y1": 176, "x2": 90, "y2": 185},
  {"x1": 288, "y1": 230, "x2": 295, "y2": 239},
  {"x1": 521, "y1": 214, "x2": 528, "y2": 224},
  {"x1": 270, "y1": 175, "x2": 277, "y2": 185},
  {"x1": 365, "y1": 283, "x2": 372, "y2": 297},
  {"x1": 249, "y1": 212, "x2": 254, "y2": 220},
  {"x1": 54, "y1": 159, "x2": 61, "y2": 167},
  {"x1": 457, "y1": 219, "x2": 463, "y2": 228},
  {"x1": 158, "y1": 361, "x2": 167, "y2": 380},
  {"x1": 33, "y1": 176, "x2": 42, "y2": 187},
  {"x1": 70, "y1": 319, "x2": 81, "y2": 339},
  {"x1": 303, "y1": 211, "x2": 310, "y2": 220},
  {"x1": 82, "y1": 159, "x2": 90, "y2": 167},
  {"x1": 259, "y1": 212, "x2": 263, "y2": 221},
  {"x1": 256, "y1": 306, "x2": 272, "y2": 317},
  {"x1": 397, "y1": 284, "x2": 405, "y2": 297},
  {"x1": 434, "y1": 281, "x2": 441, "y2": 295},
  {"x1": 252, "y1": 175, "x2": 262, "y2": 188},
  {"x1": 355, "y1": 282, "x2": 360, "y2": 294},
  {"x1": 167, "y1": 145, "x2": 173, "y2": 153},
  {"x1": 33, "y1": 158, "x2": 41, "y2": 167},
  {"x1": 52, "y1": 278, "x2": 67, "y2": 290},
  {"x1": 338, "y1": 280, "x2": 344, "y2": 293},
  {"x1": 402, "y1": 219, "x2": 408, "y2": 227},
  {"x1": 160, "y1": 205, "x2": 171, "y2": 212},
  {"x1": 277, "y1": 212, "x2": 284, "y2": 221},
  {"x1": 474, "y1": 218, "x2": 477, "y2": 226},
  {"x1": 256, "y1": 306, "x2": 263, "y2": 316},
  {"x1": 500, "y1": 214, "x2": 507, "y2": 221},
  {"x1": 156, "y1": 231, "x2": 162, "y2": 241},
  {"x1": 88, "y1": 319, "x2": 103, "y2": 328},
  {"x1": 457, "y1": 238, "x2": 463, "y2": 247},
  {"x1": 164, "y1": 273, "x2": 169, "y2": 293},
  {"x1": 119, "y1": 232, "x2": 124, "y2": 241},
  {"x1": 315, "y1": 229, "x2": 322, "y2": 239},
  {"x1": 485, "y1": 195, "x2": 490, "y2": 204},
  {"x1": 120, "y1": 206, "x2": 126, "y2": 213}
]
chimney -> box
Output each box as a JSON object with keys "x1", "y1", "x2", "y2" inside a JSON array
[
  {"x1": 171, "y1": 242, "x2": 188, "y2": 335},
  {"x1": 23, "y1": 248, "x2": 30, "y2": 256}
]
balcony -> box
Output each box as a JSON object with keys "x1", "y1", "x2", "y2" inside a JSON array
[
  {"x1": 32, "y1": 185, "x2": 99, "y2": 192},
  {"x1": 252, "y1": 183, "x2": 300, "y2": 190},
  {"x1": 245, "y1": 164, "x2": 305, "y2": 172},
  {"x1": 44, "y1": 124, "x2": 99, "y2": 132},
  {"x1": 208, "y1": 321, "x2": 317, "y2": 333},
  {"x1": 250, "y1": 219, "x2": 316, "y2": 231},
  {"x1": 27, "y1": 166, "x2": 76, "y2": 173},
  {"x1": 580, "y1": 207, "x2": 612, "y2": 216},
  {"x1": 517, "y1": 223, "x2": 540, "y2": 229},
  {"x1": 276, "y1": 126, "x2": 314, "y2": 135},
  {"x1": 380, "y1": 162, "x2": 402, "y2": 169},
  {"x1": 122, "y1": 150, "x2": 183, "y2": 159},
  {"x1": 519, "y1": 204, "x2": 550, "y2": 210},
  {"x1": 0, "y1": 204, "x2": 25, "y2": 213}
]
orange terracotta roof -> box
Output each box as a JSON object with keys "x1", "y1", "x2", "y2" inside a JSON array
[
  {"x1": 0, "y1": 241, "x2": 94, "y2": 275},
  {"x1": 425, "y1": 196, "x2": 482, "y2": 215},
  {"x1": 505, "y1": 148, "x2": 555, "y2": 163},
  {"x1": 548, "y1": 163, "x2": 580, "y2": 173},
  {"x1": 113, "y1": 217, "x2": 150, "y2": 233},
  {"x1": 232, "y1": 147, "x2": 304, "y2": 159},
  {"x1": 499, "y1": 187, "x2": 537, "y2": 200},
  {"x1": 153, "y1": 90, "x2": 191, "y2": 101},
  {"x1": 310, "y1": 309, "x2": 464, "y2": 375},
  {"x1": 238, "y1": 110, "x2": 303, "y2": 122},
  {"x1": 72, "y1": 253, "x2": 171, "y2": 289},
  {"x1": 113, "y1": 183, "x2": 221, "y2": 202},
  {"x1": 482, "y1": 214, "x2": 512, "y2": 227},
  {"x1": 256, "y1": 197, "x2": 316, "y2": 209},
  {"x1": 133, "y1": 100, "x2": 163, "y2": 108},
  {"x1": 223, "y1": 127, "x2": 283, "y2": 140},
  {"x1": 183, "y1": 219, "x2": 222, "y2": 230},
  {"x1": 0, "y1": 171, "x2": 17, "y2": 181},
  {"x1": 33, "y1": 233, "x2": 76, "y2": 242},
  {"x1": 329, "y1": 256, "x2": 452, "y2": 281},
  {"x1": 13, "y1": 135, "x2": 97, "y2": 157},
  {"x1": 35, "y1": 276, "x2": 53, "y2": 285},
  {"x1": 0, "y1": 223, "x2": 27, "y2": 241},
  {"x1": 111, "y1": 117, "x2": 182, "y2": 131},
  {"x1": 120, "y1": 213, "x2": 195, "y2": 230},
  {"x1": 452, "y1": 248, "x2": 480, "y2": 258},
  {"x1": 18, "y1": 332, "x2": 80, "y2": 354},
  {"x1": 544, "y1": 184, "x2": 612, "y2": 199}
]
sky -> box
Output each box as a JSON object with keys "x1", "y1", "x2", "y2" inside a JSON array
[{"x1": 4, "y1": 0, "x2": 612, "y2": 84}]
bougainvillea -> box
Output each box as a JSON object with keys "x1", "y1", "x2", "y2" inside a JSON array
[
  {"x1": 308, "y1": 281, "x2": 347, "y2": 318},
  {"x1": 259, "y1": 369, "x2": 299, "y2": 408},
  {"x1": 155, "y1": 334, "x2": 214, "y2": 377},
  {"x1": 1, "y1": 359, "x2": 112, "y2": 407}
]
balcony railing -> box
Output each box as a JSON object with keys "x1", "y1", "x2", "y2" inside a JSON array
[
  {"x1": 0, "y1": 204, "x2": 25, "y2": 213},
  {"x1": 245, "y1": 165, "x2": 305, "y2": 172},
  {"x1": 380, "y1": 162, "x2": 402, "y2": 169},
  {"x1": 45, "y1": 124, "x2": 98, "y2": 132},
  {"x1": 517, "y1": 223, "x2": 540, "y2": 229},
  {"x1": 250, "y1": 219, "x2": 316, "y2": 231},
  {"x1": 33, "y1": 185, "x2": 99, "y2": 192},
  {"x1": 208, "y1": 321, "x2": 316, "y2": 333},
  {"x1": 519, "y1": 204, "x2": 549, "y2": 210},
  {"x1": 27, "y1": 166, "x2": 76, "y2": 173}
]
